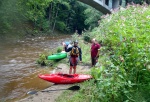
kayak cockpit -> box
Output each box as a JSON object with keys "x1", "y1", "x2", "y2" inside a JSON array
[{"x1": 57, "y1": 73, "x2": 77, "y2": 78}]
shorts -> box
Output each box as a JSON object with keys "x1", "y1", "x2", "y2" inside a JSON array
[{"x1": 70, "y1": 57, "x2": 78, "y2": 66}]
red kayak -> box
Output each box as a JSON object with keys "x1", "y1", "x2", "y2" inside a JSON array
[{"x1": 38, "y1": 73, "x2": 92, "y2": 84}]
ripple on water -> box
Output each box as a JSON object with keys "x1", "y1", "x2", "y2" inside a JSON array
[{"x1": 0, "y1": 35, "x2": 71, "y2": 102}]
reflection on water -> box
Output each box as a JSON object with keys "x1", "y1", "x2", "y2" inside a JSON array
[{"x1": 0, "y1": 35, "x2": 71, "y2": 102}]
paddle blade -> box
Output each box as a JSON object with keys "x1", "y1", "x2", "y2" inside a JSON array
[
  {"x1": 27, "y1": 85, "x2": 80, "y2": 95},
  {"x1": 68, "y1": 85, "x2": 80, "y2": 91}
]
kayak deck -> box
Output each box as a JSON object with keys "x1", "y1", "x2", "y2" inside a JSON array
[
  {"x1": 47, "y1": 52, "x2": 67, "y2": 60},
  {"x1": 38, "y1": 73, "x2": 92, "y2": 84}
]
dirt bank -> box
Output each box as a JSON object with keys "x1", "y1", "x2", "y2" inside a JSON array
[{"x1": 17, "y1": 63, "x2": 91, "y2": 102}]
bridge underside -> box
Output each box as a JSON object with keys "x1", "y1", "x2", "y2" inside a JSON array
[{"x1": 78, "y1": 0, "x2": 121, "y2": 14}]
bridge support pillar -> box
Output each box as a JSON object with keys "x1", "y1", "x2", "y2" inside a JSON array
[
  {"x1": 112, "y1": 0, "x2": 120, "y2": 9},
  {"x1": 103, "y1": 0, "x2": 105, "y2": 5},
  {"x1": 107, "y1": 0, "x2": 120, "y2": 9},
  {"x1": 108, "y1": 0, "x2": 113, "y2": 8}
]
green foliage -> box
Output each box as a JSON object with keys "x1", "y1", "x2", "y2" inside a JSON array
[
  {"x1": 57, "y1": 4, "x2": 150, "y2": 102},
  {"x1": 55, "y1": 21, "x2": 67, "y2": 32},
  {"x1": 36, "y1": 46, "x2": 64, "y2": 66},
  {"x1": 91, "y1": 66, "x2": 105, "y2": 79},
  {"x1": 0, "y1": 0, "x2": 25, "y2": 37},
  {"x1": 17, "y1": 0, "x2": 90, "y2": 34},
  {"x1": 78, "y1": 39, "x2": 91, "y2": 64},
  {"x1": 56, "y1": 80, "x2": 96, "y2": 102},
  {"x1": 71, "y1": 33, "x2": 79, "y2": 41},
  {"x1": 20, "y1": 0, "x2": 53, "y2": 29},
  {"x1": 82, "y1": 27, "x2": 95, "y2": 43},
  {"x1": 125, "y1": 0, "x2": 150, "y2": 4},
  {"x1": 83, "y1": 35, "x2": 91, "y2": 43},
  {"x1": 56, "y1": 47, "x2": 62, "y2": 53},
  {"x1": 84, "y1": 6, "x2": 102, "y2": 29},
  {"x1": 90, "y1": 4, "x2": 150, "y2": 101},
  {"x1": 0, "y1": 0, "x2": 100, "y2": 37},
  {"x1": 36, "y1": 54, "x2": 48, "y2": 66}
]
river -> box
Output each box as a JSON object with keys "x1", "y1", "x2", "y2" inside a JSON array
[{"x1": 0, "y1": 35, "x2": 71, "y2": 102}]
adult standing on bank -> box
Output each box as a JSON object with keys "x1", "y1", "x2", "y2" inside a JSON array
[
  {"x1": 91, "y1": 38, "x2": 101, "y2": 67},
  {"x1": 64, "y1": 40, "x2": 82, "y2": 74}
]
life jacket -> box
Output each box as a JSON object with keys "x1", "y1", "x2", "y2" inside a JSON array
[{"x1": 70, "y1": 47, "x2": 79, "y2": 56}]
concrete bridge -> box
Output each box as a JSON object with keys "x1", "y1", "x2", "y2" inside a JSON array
[{"x1": 78, "y1": 0, "x2": 122, "y2": 14}]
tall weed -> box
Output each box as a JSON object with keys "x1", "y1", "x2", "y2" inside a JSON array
[{"x1": 91, "y1": 4, "x2": 150, "y2": 101}]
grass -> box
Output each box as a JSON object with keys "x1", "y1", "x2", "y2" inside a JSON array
[
  {"x1": 56, "y1": 4, "x2": 150, "y2": 102},
  {"x1": 56, "y1": 80, "x2": 96, "y2": 102}
]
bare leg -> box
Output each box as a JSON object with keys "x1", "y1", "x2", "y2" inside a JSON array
[
  {"x1": 73, "y1": 66, "x2": 76, "y2": 74},
  {"x1": 69, "y1": 66, "x2": 72, "y2": 74}
]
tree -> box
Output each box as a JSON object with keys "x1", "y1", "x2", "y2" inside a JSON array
[
  {"x1": 84, "y1": 6, "x2": 103, "y2": 29},
  {"x1": 0, "y1": 0, "x2": 24, "y2": 36},
  {"x1": 125, "y1": 0, "x2": 150, "y2": 5},
  {"x1": 19, "y1": 0, "x2": 53, "y2": 31}
]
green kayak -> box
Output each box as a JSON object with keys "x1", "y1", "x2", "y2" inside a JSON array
[{"x1": 47, "y1": 52, "x2": 67, "y2": 60}]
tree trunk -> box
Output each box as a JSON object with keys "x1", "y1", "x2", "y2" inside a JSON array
[
  {"x1": 49, "y1": 3, "x2": 53, "y2": 30},
  {"x1": 52, "y1": 4, "x2": 59, "y2": 33},
  {"x1": 66, "y1": 11, "x2": 71, "y2": 28}
]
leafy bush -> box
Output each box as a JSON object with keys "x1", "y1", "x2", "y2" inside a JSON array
[
  {"x1": 83, "y1": 35, "x2": 91, "y2": 42},
  {"x1": 56, "y1": 21, "x2": 66, "y2": 32},
  {"x1": 36, "y1": 54, "x2": 47, "y2": 66},
  {"x1": 36, "y1": 47, "x2": 64, "y2": 66},
  {"x1": 57, "y1": 47, "x2": 62, "y2": 53},
  {"x1": 82, "y1": 30, "x2": 93, "y2": 43},
  {"x1": 91, "y1": 4, "x2": 150, "y2": 102},
  {"x1": 36, "y1": 53, "x2": 54, "y2": 66},
  {"x1": 55, "y1": 4, "x2": 150, "y2": 102}
]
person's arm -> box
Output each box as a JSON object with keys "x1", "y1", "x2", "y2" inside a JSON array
[
  {"x1": 62, "y1": 42, "x2": 66, "y2": 51},
  {"x1": 96, "y1": 44, "x2": 101, "y2": 58},
  {"x1": 63, "y1": 46, "x2": 67, "y2": 51},
  {"x1": 96, "y1": 49, "x2": 100, "y2": 58},
  {"x1": 78, "y1": 47, "x2": 82, "y2": 61},
  {"x1": 65, "y1": 47, "x2": 72, "y2": 52}
]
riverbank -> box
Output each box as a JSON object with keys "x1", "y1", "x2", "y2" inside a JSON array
[{"x1": 17, "y1": 63, "x2": 91, "y2": 102}]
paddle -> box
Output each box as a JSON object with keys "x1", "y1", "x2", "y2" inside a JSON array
[{"x1": 27, "y1": 85, "x2": 80, "y2": 95}]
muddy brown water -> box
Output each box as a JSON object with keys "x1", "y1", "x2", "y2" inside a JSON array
[{"x1": 0, "y1": 35, "x2": 71, "y2": 102}]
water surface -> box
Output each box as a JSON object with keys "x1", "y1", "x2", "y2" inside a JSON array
[{"x1": 0, "y1": 35, "x2": 71, "y2": 102}]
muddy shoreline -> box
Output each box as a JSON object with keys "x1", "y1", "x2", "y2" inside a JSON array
[{"x1": 17, "y1": 63, "x2": 91, "y2": 102}]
